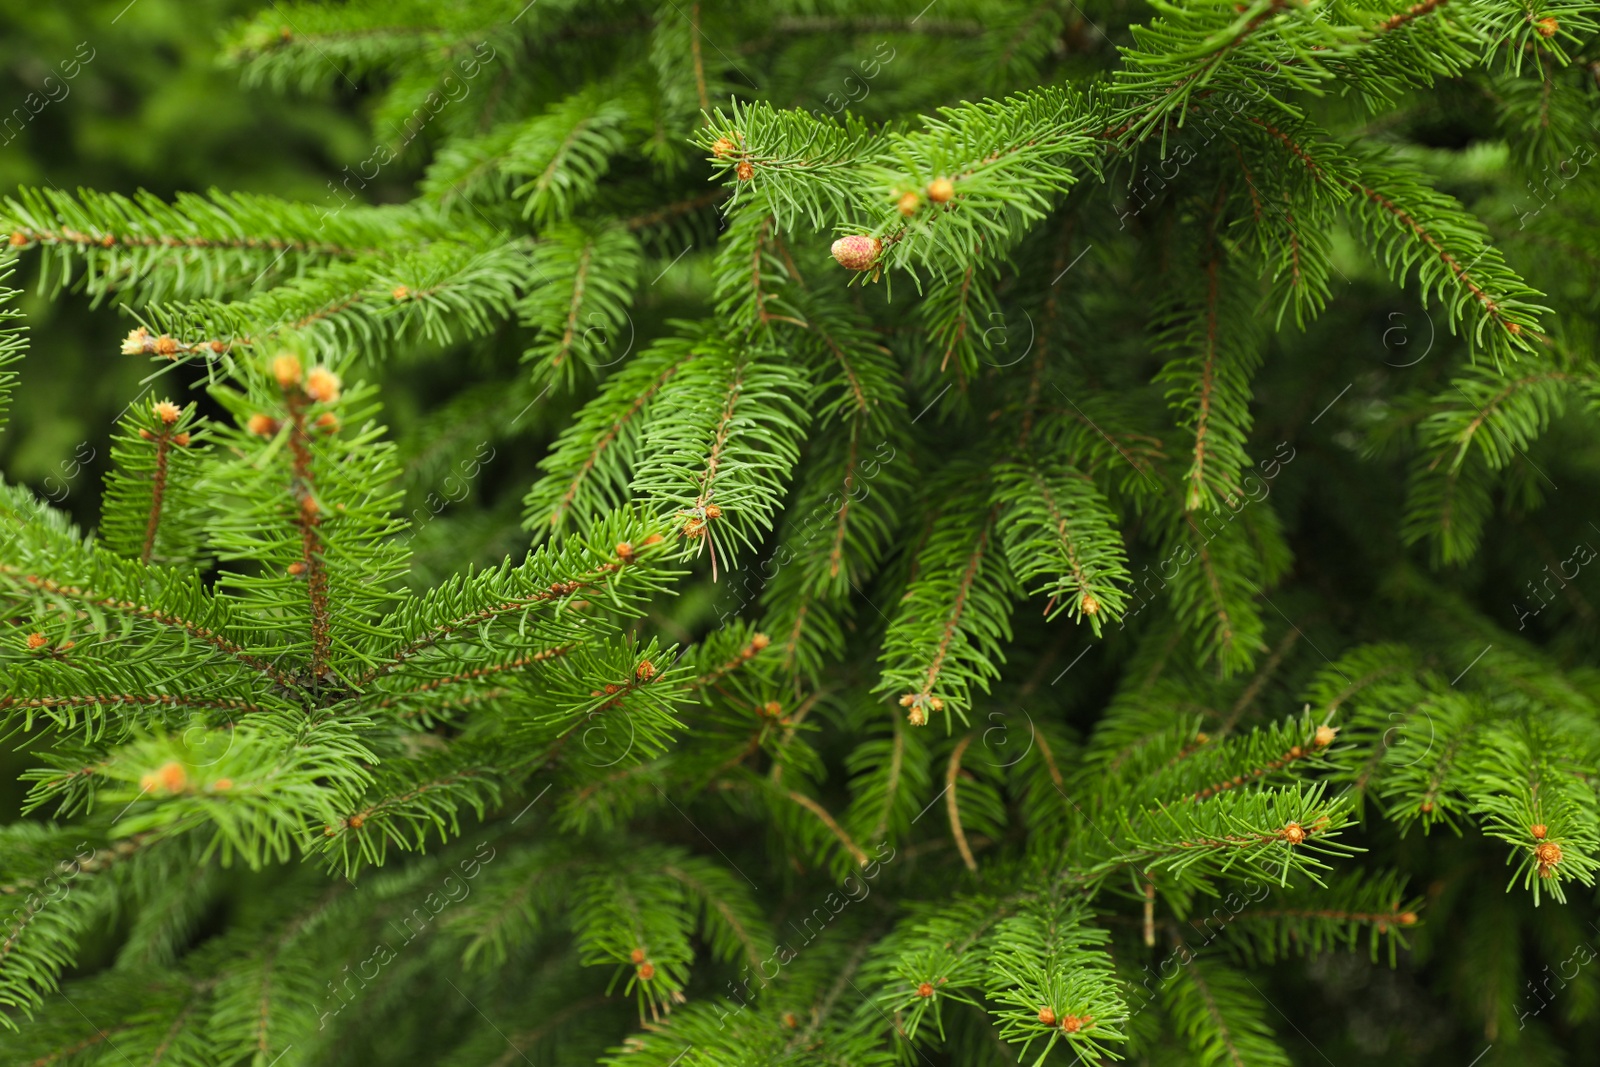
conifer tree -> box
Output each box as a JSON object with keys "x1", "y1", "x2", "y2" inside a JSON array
[{"x1": 3, "y1": 1, "x2": 1600, "y2": 1064}]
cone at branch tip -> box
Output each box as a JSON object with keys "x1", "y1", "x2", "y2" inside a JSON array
[{"x1": 831, "y1": 235, "x2": 881, "y2": 271}]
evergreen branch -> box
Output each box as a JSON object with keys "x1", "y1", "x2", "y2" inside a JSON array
[
  {"x1": 877, "y1": 490, "x2": 1015, "y2": 726},
  {"x1": 1166, "y1": 953, "x2": 1290, "y2": 1067},
  {"x1": 518, "y1": 222, "x2": 642, "y2": 389},
  {"x1": 0, "y1": 488, "x2": 294, "y2": 687},
  {"x1": 994, "y1": 460, "x2": 1131, "y2": 633},
  {"x1": 288, "y1": 395, "x2": 332, "y2": 674},
  {"x1": 206, "y1": 371, "x2": 408, "y2": 681},
  {"x1": 506, "y1": 88, "x2": 635, "y2": 225},
  {"x1": 692, "y1": 630, "x2": 773, "y2": 689},
  {"x1": 1376, "y1": 0, "x2": 1449, "y2": 34},
  {"x1": 362, "y1": 511, "x2": 677, "y2": 686},
  {"x1": 631, "y1": 335, "x2": 811, "y2": 573},
  {"x1": 1246, "y1": 117, "x2": 1549, "y2": 359},
  {"x1": 0, "y1": 255, "x2": 24, "y2": 437},
  {"x1": 524, "y1": 337, "x2": 702, "y2": 538},
  {"x1": 139, "y1": 239, "x2": 528, "y2": 364},
  {"x1": 1, "y1": 188, "x2": 468, "y2": 303}
]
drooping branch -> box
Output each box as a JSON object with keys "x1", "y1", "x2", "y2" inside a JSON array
[
  {"x1": 787, "y1": 789, "x2": 869, "y2": 867},
  {"x1": 945, "y1": 735, "x2": 979, "y2": 872}
]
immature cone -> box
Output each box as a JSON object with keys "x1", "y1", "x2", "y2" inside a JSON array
[
  {"x1": 637, "y1": 962, "x2": 656, "y2": 980},
  {"x1": 152, "y1": 400, "x2": 181, "y2": 425},
  {"x1": 916, "y1": 982, "x2": 934, "y2": 998},
  {"x1": 121, "y1": 328, "x2": 151, "y2": 355},
  {"x1": 1531, "y1": 823, "x2": 1548, "y2": 840},
  {"x1": 927, "y1": 177, "x2": 955, "y2": 203},
  {"x1": 630, "y1": 947, "x2": 646, "y2": 964},
  {"x1": 831, "y1": 235, "x2": 882, "y2": 272},
  {"x1": 750, "y1": 632, "x2": 770, "y2": 650},
  {"x1": 305, "y1": 367, "x2": 341, "y2": 403},
  {"x1": 735, "y1": 160, "x2": 755, "y2": 181},
  {"x1": 246, "y1": 414, "x2": 279, "y2": 437},
  {"x1": 1314, "y1": 724, "x2": 1338, "y2": 748},
  {"x1": 897, "y1": 191, "x2": 920, "y2": 216},
  {"x1": 1280, "y1": 821, "x2": 1306, "y2": 845},
  {"x1": 1079, "y1": 593, "x2": 1100, "y2": 616},
  {"x1": 153, "y1": 335, "x2": 179, "y2": 357},
  {"x1": 271, "y1": 353, "x2": 303, "y2": 388},
  {"x1": 1037, "y1": 1007, "x2": 1056, "y2": 1025},
  {"x1": 391, "y1": 285, "x2": 410, "y2": 301},
  {"x1": 140, "y1": 760, "x2": 188, "y2": 794},
  {"x1": 25, "y1": 632, "x2": 47, "y2": 650},
  {"x1": 1535, "y1": 841, "x2": 1563, "y2": 874},
  {"x1": 711, "y1": 137, "x2": 736, "y2": 159},
  {"x1": 1536, "y1": 15, "x2": 1559, "y2": 37}
]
